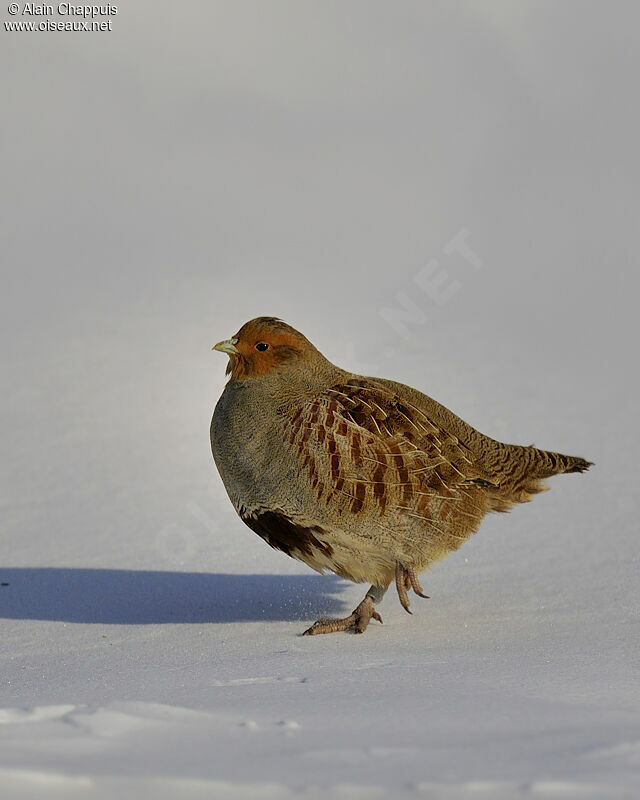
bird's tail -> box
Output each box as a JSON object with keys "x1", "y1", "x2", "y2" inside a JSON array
[
  {"x1": 486, "y1": 445, "x2": 592, "y2": 512},
  {"x1": 525, "y1": 448, "x2": 593, "y2": 479}
]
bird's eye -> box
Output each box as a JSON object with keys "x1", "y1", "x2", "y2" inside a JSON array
[{"x1": 255, "y1": 342, "x2": 269, "y2": 352}]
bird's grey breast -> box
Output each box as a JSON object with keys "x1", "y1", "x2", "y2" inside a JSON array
[{"x1": 211, "y1": 380, "x2": 286, "y2": 509}]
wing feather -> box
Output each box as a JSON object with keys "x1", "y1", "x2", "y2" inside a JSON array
[{"x1": 282, "y1": 378, "x2": 497, "y2": 526}]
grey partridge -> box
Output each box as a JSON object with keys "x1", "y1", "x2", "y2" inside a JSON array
[{"x1": 210, "y1": 317, "x2": 591, "y2": 635}]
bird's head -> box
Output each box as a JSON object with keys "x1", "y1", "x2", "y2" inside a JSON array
[{"x1": 212, "y1": 317, "x2": 316, "y2": 380}]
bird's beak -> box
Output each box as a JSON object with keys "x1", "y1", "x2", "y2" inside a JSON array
[{"x1": 212, "y1": 338, "x2": 239, "y2": 355}]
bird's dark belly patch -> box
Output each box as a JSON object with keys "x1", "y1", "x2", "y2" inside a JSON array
[{"x1": 241, "y1": 510, "x2": 334, "y2": 560}]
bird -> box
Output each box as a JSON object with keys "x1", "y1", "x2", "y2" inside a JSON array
[{"x1": 210, "y1": 317, "x2": 592, "y2": 635}]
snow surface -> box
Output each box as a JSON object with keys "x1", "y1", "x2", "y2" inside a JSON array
[
  {"x1": 2, "y1": 2, "x2": 639, "y2": 799},
  {"x1": 2, "y1": 306, "x2": 637, "y2": 799}
]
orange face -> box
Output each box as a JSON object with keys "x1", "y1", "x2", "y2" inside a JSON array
[{"x1": 216, "y1": 317, "x2": 310, "y2": 379}]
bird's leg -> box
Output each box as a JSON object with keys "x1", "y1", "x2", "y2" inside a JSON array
[
  {"x1": 395, "y1": 563, "x2": 412, "y2": 614},
  {"x1": 302, "y1": 584, "x2": 387, "y2": 636},
  {"x1": 395, "y1": 563, "x2": 429, "y2": 614},
  {"x1": 406, "y1": 566, "x2": 429, "y2": 598}
]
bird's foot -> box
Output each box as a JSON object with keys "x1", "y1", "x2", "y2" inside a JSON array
[
  {"x1": 395, "y1": 563, "x2": 429, "y2": 614},
  {"x1": 302, "y1": 595, "x2": 383, "y2": 636}
]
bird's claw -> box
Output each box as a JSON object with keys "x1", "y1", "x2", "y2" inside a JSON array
[
  {"x1": 395, "y1": 563, "x2": 429, "y2": 613},
  {"x1": 302, "y1": 596, "x2": 382, "y2": 636}
]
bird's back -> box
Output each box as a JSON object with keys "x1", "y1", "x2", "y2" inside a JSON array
[{"x1": 367, "y1": 374, "x2": 591, "y2": 510}]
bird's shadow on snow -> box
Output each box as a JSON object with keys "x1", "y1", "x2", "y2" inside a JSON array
[{"x1": 0, "y1": 568, "x2": 348, "y2": 624}]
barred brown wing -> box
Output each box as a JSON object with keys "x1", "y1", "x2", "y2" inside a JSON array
[{"x1": 280, "y1": 378, "x2": 496, "y2": 524}]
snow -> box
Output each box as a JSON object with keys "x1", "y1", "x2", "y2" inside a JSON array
[
  {"x1": 2, "y1": 2, "x2": 639, "y2": 798},
  {"x1": 2, "y1": 310, "x2": 637, "y2": 799}
]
